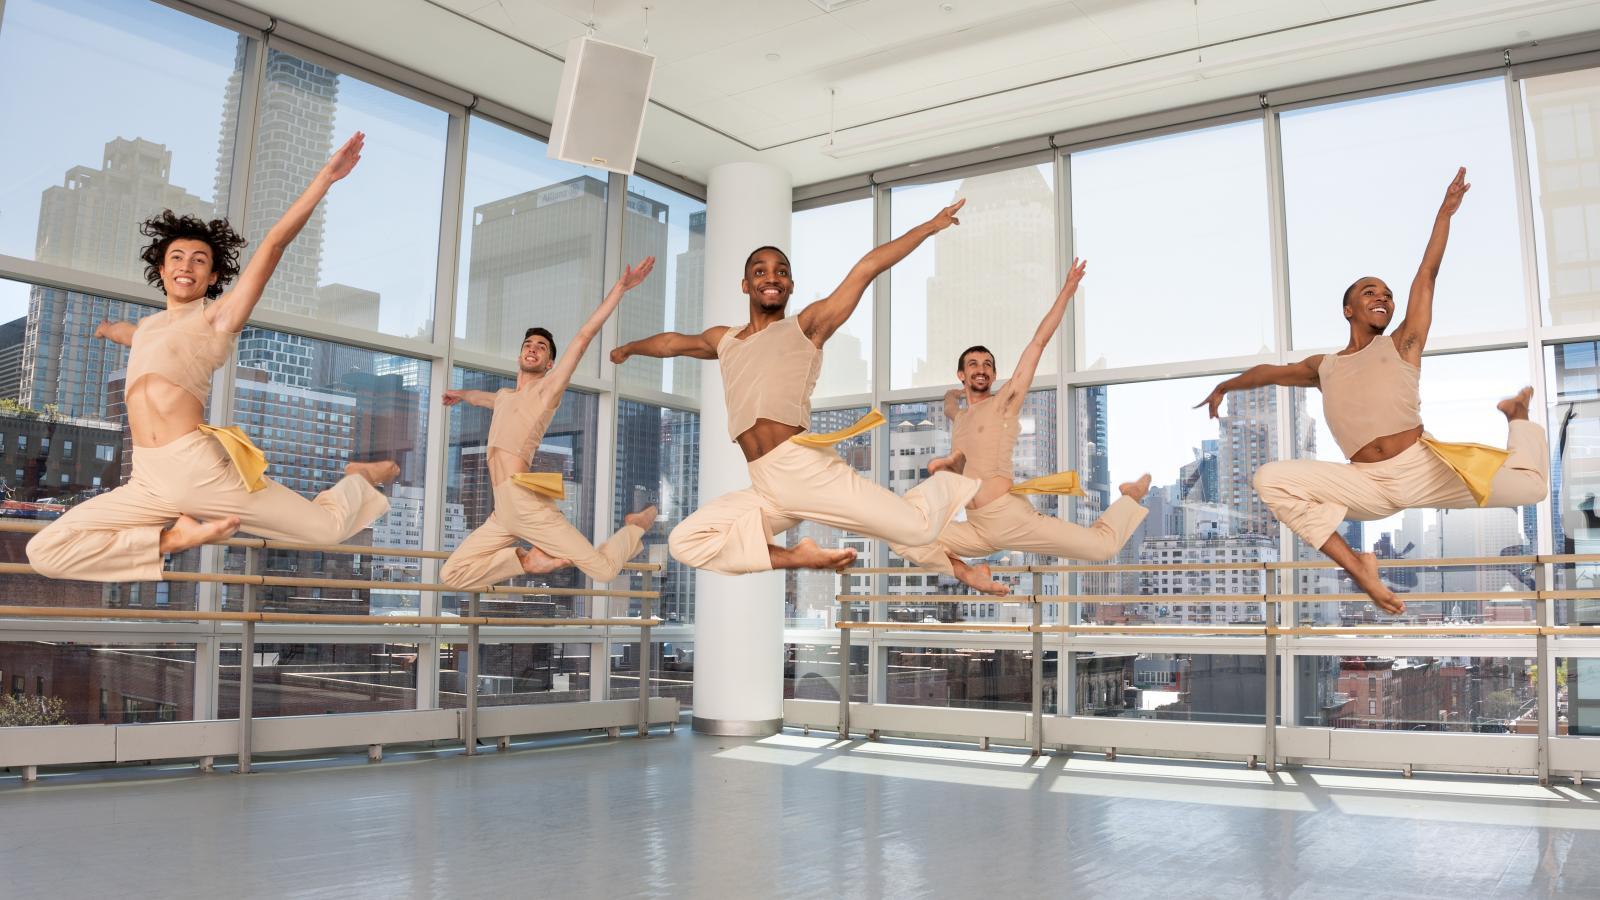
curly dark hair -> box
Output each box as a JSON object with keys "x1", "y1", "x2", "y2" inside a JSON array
[{"x1": 138, "y1": 210, "x2": 246, "y2": 300}]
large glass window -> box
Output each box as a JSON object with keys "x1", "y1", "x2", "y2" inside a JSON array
[
  {"x1": 613, "y1": 399, "x2": 699, "y2": 623},
  {"x1": 1281, "y1": 79, "x2": 1525, "y2": 350},
  {"x1": 889, "y1": 163, "x2": 1056, "y2": 391},
  {"x1": 438, "y1": 641, "x2": 591, "y2": 708},
  {"x1": 886, "y1": 645, "x2": 1036, "y2": 712},
  {"x1": 455, "y1": 116, "x2": 607, "y2": 371},
  {"x1": 1523, "y1": 67, "x2": 1600, "y2": 327},
  {"x1": 219, "y1": 642, "x2": 417, "y2": 717},
  {"x1": 1294, "y1": 655, "x2": 1534, "y2": 731},
  {"x1": 1075, "y1": 652, "x2": 1265, "y2": 724},
  {"x1": 793, "y1": 198, "x2": 874, "y2": 400},
  {"x1": 0, "y1": 641, "x2": 195, "y2": 725},
  {"x1": 1546, "y1": 340, "x2": 1600, "y2": 627},
  {"x1": 617, "y1": 178, "x2": 705, "y2": 400},
  {"x1": 787, "y1": 407, "x2": 873, "y2": 627},
  {"x1": 243, "y1": 49, "x2": 447, "y2": 339},
  {"x1": 1072, "y1": 120, "x2": 1273, "y2": 369},
  {"x1": 0, "y1": 0, "x2": 244, "y2": 281}
]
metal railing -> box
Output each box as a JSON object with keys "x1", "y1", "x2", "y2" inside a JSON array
[{"x1": 0, "y1": 519, "x2": 668, "y2": 780}]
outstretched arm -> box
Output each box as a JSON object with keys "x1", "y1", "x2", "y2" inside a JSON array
[
  {"x1": 1195, "y1": 356, "x2": 1323, "y2": 419},
  {"x1": 611, "y1": 325, "x2": 730, "y2": 364},
  {"x1": 442, "y1": 389, "x2": 497, "y2": 410},
  {"x1": 208, "y1": 133, "x2": 365, "y2": 335},
  {"x1": 1393, "y1": 167, "x2": 1469, "y2": 362},
  {"x1": 1004, "y1": 258, "x2": 1084, "y2": 401},
  {"x1": 542, "y1": 258, "x2": 655, "y2": 396},
  {"x1": 93, "y1": 320, "x2": 136, "y2": 348},
  {"x1": 797, "y1": 198, "x2": 966, "y2": 345}
]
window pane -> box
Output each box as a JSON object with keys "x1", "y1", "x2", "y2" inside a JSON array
[
  {"x1": 618, "y1": 178, "x2": 705, "y2": 399},
  {"x1": 456, "y1": 116, "x2": 607, "y2": 372},
  {"x1": 438, "y1": 641, "x2": 591, "y2": 707},
  {"x1": 787, "y1": 407, "x2": 873, "y2": 627},
  {"x1": 0, "y1": 0, "x2": 243, "y2": 279},
  {"x1": 242, "y1": 50, "x2": 446, "y2": 338},
  {"x1": 889, "y1": 164, "x2": 1056, "y2": 390},
  {"x1": 886, "y1": 645, "x2": 1035, "y2": 712},
  {"x1": 1291, "y1": 349, "x2": 1535, "y2": 624},
  {"x1": 1282, "y1": 79, "x2": 1524, "y2": 350},
  {"x1": 1073, "y1": 120, "x2": 1273, "y2": 369},
  {"x1": 1563, "y1": 657, "x2": 1600, "y2": 736},
  {"x1": 1523, "y1": 67, "x2": 1600, "y2": 326},
  {"x1": 1295, "y1": 655, "x2": 1533, "y2": 731},
  {"x1": 785, "y1": 642, "x2": 866, "y2": 703},
  {"x1": 1075, "y1": 652, "x2": 1265, "y2": 724},
  {"x1": 1074, "y1": 377, "x2": 1282, "y2": 626},
  {"x1": 0, "y1": 642, "x2": 195, "y2": 725},
  {"x1": 613, "y1": 400, "x2": 699, "y2": 624},
  {"x1": 219, "y1": 331, "x2": 431, "y2": 613},
  {"x1": 219, "y1": 642, "x2": 417, "y2": 717},
  {"x1": 794, "y1": 199, "x2": 873, "y2": 399},
  {"x1": 1545, "y1": 340, "x2": 1600, "y2": 627},
  {"x1": 443, "y1": 367, "x2": 598, "y2": 617}
]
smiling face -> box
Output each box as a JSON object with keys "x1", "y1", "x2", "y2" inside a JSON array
[
  {"x1": 1343, "y1": 276, "x2": 1394, "y2": 334},
  {"x1": 742, "y1": 248, "x2": 793, "y2": 313},
  {"x1": 958, "y1": 349, "x2": 996, "y2": 395},
  {"x1": 519, "y1": 332, "x2": 555, "y2": 375},
  {"x1": 158, "y1": 238, "x2": 219, "y2": 305}
]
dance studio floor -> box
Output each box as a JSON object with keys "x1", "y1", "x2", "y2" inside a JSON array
[{"x1": 4, "y1": 724, "x2": 1598, "y2": 899}]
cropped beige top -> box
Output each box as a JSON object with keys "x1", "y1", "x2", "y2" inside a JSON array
[
  {"x1": 123, "y1": 301, "x2": 234, "y2": 403},
  {"x1": 951, "y1": 395, "x2": 1018, "y2": 482},
  {"x1": 1317, "y1": 334, "x2": 1423, "y2": 459},
  {"x1": 716, "y1": 316, "x2": 822, "y2": 442},
  {"x1": 486, "y1": 382, "x2": 558, "y2": 462}
]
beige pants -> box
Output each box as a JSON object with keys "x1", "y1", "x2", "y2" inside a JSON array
[
  {"x1": 1254, "y1": 420, "x2": 1549, "y2": 549},
  {"x1": 669, "y1": 441, "x2": 980, "y2": 575},
  {"x1": 892, "y1": 493, "x2": 1149, "y2": 575},
  {"x1": 440, "y1": 479, "x2": 645, "y2": 588},
  {"x1": 27, "y1": 429, "x2": 390, "y2": 583}
]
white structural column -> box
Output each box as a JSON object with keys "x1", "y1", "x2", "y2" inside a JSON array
[{"x1": 691, "y1": 162, "x2": 793, "y2": 736}]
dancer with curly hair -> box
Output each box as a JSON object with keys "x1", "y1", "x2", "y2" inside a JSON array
[{"x1": 27, "y1": 133, "x2": 399, "y2": 582}]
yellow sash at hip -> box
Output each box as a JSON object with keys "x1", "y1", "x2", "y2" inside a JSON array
[
  {"x1": 788, "y1": 409, "x2": 886, "y2": 448},
  {"x1": 1009, "y1": 470, "x2": 1086, "y2": 496},
  {"x1": 196, "y1": 424, "x2": 268, "y2": 493},
  {"x1": 1418, "y1": 436, "x2": 1510, "y2": 507},
  {"x1": 510, "y1": 471, "x2": 566, "y2": 500}
]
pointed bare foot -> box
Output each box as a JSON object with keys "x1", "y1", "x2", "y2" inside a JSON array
[
  {"x1": 951, "y1": 558, "x2": 1010, "y2": 596},
  {"x1": 1119, "y1": 473, "x2": 1153, "y2": 502},
  {"x1": 773, "y1": 537, "x2": 856, "y2": 571},
  {"x1": 517, "y1": 545, "x2": 571, "y2": 575},
  {"x1": 929, "y1": 450, "x2": 965, "y2": 475},
  {"x1": 1353, "y1": 551, "x2": 1404, "y2": 615},
  {"x1": 346, "y1": 460, "x2": 400, "y2": 486},
  {"x1": 1497, "y1": 386, "x2": 1533, "y2": 422},
  {"x1": 624, "y1": 505, "x2": 658, "y2": 531},
  {"x1": 159, "y1": 514, "x2": 240, "y2": 553}
]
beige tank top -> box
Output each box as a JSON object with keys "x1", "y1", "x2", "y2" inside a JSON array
[
  {"x1": 1318, "y1": 334, "x2": 1422, "y2": 459},
  {"x1": 717, "y1": 316, "x2": 822, "y2": 442},
  {"x1": 951, "y1": 395, "x2": 1017, "y2": 482},
  {"x1": 124, "y1": 301, "x2": 234, "y2": 404},
  {"x1": 486, "y1": 383, "x2": 558, "y2": 462}
]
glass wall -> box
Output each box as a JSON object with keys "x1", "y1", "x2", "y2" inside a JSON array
[{"x1": 793, "y1": 198, "x2": 874, "y2": 400}]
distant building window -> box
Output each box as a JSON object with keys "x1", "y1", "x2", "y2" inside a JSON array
[
  {"x1": 63, "y1": 440, "x2": 73, "y2": 454},
  {"x1": 95, "y1": 444, "x2": 114, "y2": 462},
  {"x1": 15, "y1": 435, "x2": 24, "y2": 449}
]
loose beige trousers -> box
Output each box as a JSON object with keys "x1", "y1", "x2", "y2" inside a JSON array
[
  {"x1": 669, "y1": 441, "x2": 980, "y2": 575},
  {"x1": 440, "y1": 479, "x2": 645, "y2": 588},
  {"x1": 891, "y1": 493, "x2": 1149, "y2": 575},
  {"x1": 1254, "y1": 420, "x2": 1549, "y2": 549},
  {"x1": 27, "y1": 429, "x2": 390, "y2": 582}
]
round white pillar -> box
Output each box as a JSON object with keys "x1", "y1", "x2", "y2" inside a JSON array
[{"x1": 691, "y1": 161, "x2": 792, "y2": 736}]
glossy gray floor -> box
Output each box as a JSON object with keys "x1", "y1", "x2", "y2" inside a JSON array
[{"x1": 4, "y1": 726, "x2": 1599, "y2": 899}]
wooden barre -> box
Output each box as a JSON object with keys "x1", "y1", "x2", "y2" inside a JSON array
[
  {"x1": 1265, "y1": 555, "x2": 1539, "y2": 570},
  {"x1": 1030, "y1": 562, "x2": 1267, "y2": 573},
  {"x1": 1035, "y1": 624, "x2": 1268, "y2": 635},
  {"x1": 839, "y1": 566, "x2": 1033, "y2": 575},
  {"x1": 0, "y1": 604, "x2": 662, "y2": 628},
  {"x1": 838, "y1": 594, "x2": 1038, "y2": 604},
  {"x1": 1055, "y1": 594, "x2": 1275, "y2": 605},
  {"x1": 839, "y1": 621, "x2": 1035, "y2": 633},
  {"x1": 1268, "y1": 625, "x2": 1542, "y2": 636}
]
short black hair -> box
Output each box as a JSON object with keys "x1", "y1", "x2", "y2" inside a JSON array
[
  {"x1": 524, "y1": 327, "x2": 557, "y2": 358},
  {"x1": 139, "y1": 210, "x2": 245, "y2": 300},
  {"x1": 744, "y1": 245, "x2": 790, "y2": 272},
  {"x1": 1342, "y1": 276, "x2": 1378, "y2": 309},
  {"x1": 957, "y1": 345, "x2": 995, "y2": 372}
]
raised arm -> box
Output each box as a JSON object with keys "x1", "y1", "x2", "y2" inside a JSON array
[
  {"x1": 93, "y1": 319, "x2": 136, "y2": 348},
  {"x1": 1004, "y1": 258, "x2": 1084, "y2": 401},
  {"x1": 611, "y1": 325, "x2": 729, "y2": 364},
  {"x1": 797, "y1": 198, "x2": 965, "y2": 345},
  {"x1": 442, "y1": 389, "x2": 497, "y2": 410},
  {"x1": 1393, "y1": 167, "x2": 1469, "y2": 362},
  {"x1": 207, "y1": 133, "x2": 365, "y2": 335},
  {"x1": 542, "y1": 257, "x2": 655, "y2": 396},
  {"x1": 1195, "y1": 356, "x2": 1323, "y2": 419}
]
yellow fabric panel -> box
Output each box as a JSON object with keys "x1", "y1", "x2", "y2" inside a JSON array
[
  {"x1": 195, "y1": 424, "x2": 268, "y2": 493},
  {"x1": 1009, "y1": 470, "x2": 1086, "y2": 496},
  {"x1": 788, "y1": 408, "x2": 886, "y2": 448},
  {"x1": 1419, "y1": 437, "x2": 1510, "y2": 507},
  {"x1": 509, "y1": 471, "x2": 566, "y2": 500}
]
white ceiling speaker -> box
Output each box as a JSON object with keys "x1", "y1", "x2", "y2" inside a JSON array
[{"x1": 547, "y1": 35, "x2": 656, "y2": 175}]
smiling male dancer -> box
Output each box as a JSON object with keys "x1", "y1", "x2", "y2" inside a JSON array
[
  {"x1": 611, "y1": 201, "x2": 980, "y2": 574},
  {"x1": 1197, "y1": 169, "x2": 1547, "y2": 614}
]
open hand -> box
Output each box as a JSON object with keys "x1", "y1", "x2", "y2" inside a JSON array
[
  {"x1": 1062, "y1": 257, "x2": 1087, "y2": 295},
  {"x1": 1194, "y1": 386, "x2": 1226, "y2": 419},
  {"x1": 322, "y1": 132, "x2": 365, "y2": 182},
  {"x1": 1439, "y1": 166, "x2": 1470, "y2": 216},
  {"x1": 616, "y1": 257, "x2": 656, "y2": 293}
]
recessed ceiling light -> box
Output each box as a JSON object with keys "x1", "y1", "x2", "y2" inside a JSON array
[
  {"x1": 765, "y1": 52, "x2": 781, "y2": 62},
  {"x1": 941, "y1": 3, "x2": 955, "y2": 11}
]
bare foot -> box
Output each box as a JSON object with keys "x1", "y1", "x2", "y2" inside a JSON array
[
  {"x1": 624, "y1": 505, "x2": 658, "y2": 531},
  {"x1": 1352, "y1": 551, "x2": 1404, "y2": 615},
  {"x1": 517, "y1": 545, "x2": 571, "y2": 575},
  {"x1": 1119, "y1": 473, "x2": 1153, "y2": 502},
  {"x1": 1497, "y1": 386, "x2": 1533, "y2": 422},
  {"x1": 929, "y1": 450, "x2": 965, "y2": 475},
  {"x1": 771, "y1": 537, "x2": 856, "y2": 571},
  {"x1": 346, "y1": 460, "x2": 401, "y2": 486},
  {"x1": 159, "y1": 514, "x2": 240, "y2": 553},
  {"x1": 951, "y1": 558, "x2": 1010, "y2": 596}
]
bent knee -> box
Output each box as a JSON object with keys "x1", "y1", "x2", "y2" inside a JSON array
[
  {"x1": 667, "y1": 521, "x2": 711, "y2": 568},
  {"x1": 438, "y1": 558, "x2": 472, "y2": 589}
]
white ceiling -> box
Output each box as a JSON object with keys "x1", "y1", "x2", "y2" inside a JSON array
[{"x1": 234, "y1": 0, "x2": 1600, "y2": 187}]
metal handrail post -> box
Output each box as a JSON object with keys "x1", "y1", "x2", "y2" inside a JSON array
[
  {"x1": 1030, "y1": 591, "x2": 1044, "y2": 756},
  {"x1": 1536, "y1": 563, "x2": 1553, "y2": 785},
  {"x1": 464, "y1": 592, "x2": 480, "y2": 756},
  {"x1": 236, "y1": 546, "x2": 259, "y2": 774},
  {"x1": 637, "y1": 569, "x2": 653, "y2": 739},
  {"x1": 1263, "y1": 574, "x2": 1277, "y2": 773},
  {"x1": 838, "y1": 570, "x2": 852, "y2": 739}
]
